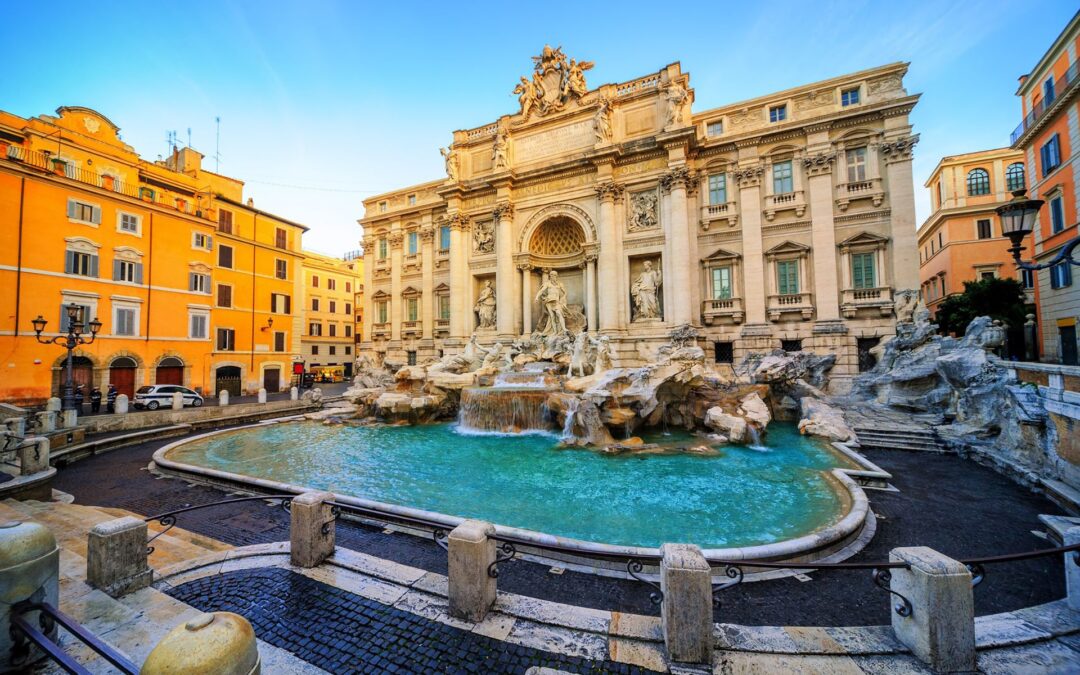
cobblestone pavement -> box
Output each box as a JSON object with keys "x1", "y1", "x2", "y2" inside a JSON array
[
  {"x1": 168, "y1": 567, "x2": 659, "y2": 674},
  {"x1": 55, "y1": 433, "x2": 1068, "y2": 626}
]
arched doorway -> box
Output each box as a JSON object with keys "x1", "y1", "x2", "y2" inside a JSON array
[
  {"x1": 215, "y1": 366, "x2": 242, "y2": 397},
  {"x1": 109, "y1": 357, "x2": 138, "y2": 398},
  {"x1": 57, "y1": 356, "x2": 94, "y2": 397},
  {"x1": 156, "y1": 357, "x2": 184, "y2": 385}
]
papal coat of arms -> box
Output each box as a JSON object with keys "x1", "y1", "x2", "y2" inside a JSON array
[{"x1": 513, "y1": 45, "x2": 593, "y2": 119}]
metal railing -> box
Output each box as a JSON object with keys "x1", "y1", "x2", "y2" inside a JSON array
[
  {"x1": 11, "y1": 601, "x2": 139, "y2": 674},
  {"x1": 1011, "y1": 60, "x2": 1080, "y2": 144},
  {"x1": 143, "y1": 494, "x2": 296, "y2": 554}
]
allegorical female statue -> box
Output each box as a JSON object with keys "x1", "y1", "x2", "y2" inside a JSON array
[
  {"x1": 631, "y1": 260, "x2": 663, "y2": 320},
  {"x1": 475, "y1": 280, "x2": 496, "y2": 329},
  {"x1": 534, "y1": 269, "x2": 568, "y2": 336}
]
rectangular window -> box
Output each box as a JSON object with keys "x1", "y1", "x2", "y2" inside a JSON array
[
  {"x1": 312, "y1": 298, "x2": 320, "y2": 312},
  {"x1": 938, "y1": 232, "x2": 943, "y2": 248},
  {"x1": 312, "y1": 275, "x2": 319, "y2": 288},
  {"x1": 377, "y1": 301, "x2": 388, "y2": 324},
  {"x1": 937, "y1": 179, "x2": 945, "y2": 206},
  {"x1": 309, "y1": 322, "x2": 322, "y2": 336},
  {"x1": 193, "y1": 233, "x2": 213, "y2": 250},
  {"x1": 67, "y1": 198, "x2": 100, "y2": 225},
  {"x1": 345, "y1": 325, "x2": 352, "y2": 337},
  {"x1": 345, "y1": 282, "x2": 351, "y2": 293},
  {"x1": 189, "y1": 312, "x2": 208, "y2": 339},
  {"x1": 274, "y1": 331, "x2": 286, "y2": 352},
  {"x1": 851, "y1": 252, "x2": 876, "y2": 289},
  {"x1": 1050, "y1": 260, "x2": 1072, "y2": 289},
  {"x1": 776, "y1": 260, "x2": 799, "y2": 295},
  {"x1": 781, "y1": 339, "x2": 803, "y2": 353},
  {"x1": 328, "y1": 278, "x2": 336, "y2": 291},
  {"x1": 438, "y1": 295, "x2": 450, "y2": 320},
  {"x1": 218, "y1": 244, "x2": 233, "y2": 268},
  {"x1": 980, "y1": 271, "x2": 996, "y2": 281},
  {"x1": 118, "y1": 212, "x2": 140, "y2": 234},
  {"x1": 708, "y1": 174, "x2": 727, "y2": 205},
  {"x1": 769, "y1": 104, "x2": 787, "y2": 123},
  {"x1": 217, "y1": 284, "x2": 232, "y2": 308},
  {"x1": 439, "y1": 226, "x2": 450, "y2": 251},
  {"x1": 345, "y1": 346, "x2": 351, "y2": 355},
  {"x1": 345, "y1": 303, "x2": 352, "y2": 314},
  {"x1": 329, "y1": 346, "x2": 336, "y2": 356},
  {"x1": 841, "y1": 87, "x2": 860, "y2": 106},
  {"x1": 846, "y1": 147, "x2": 867, "y2": 182},
  {"x1": 773, "y1": 160, "x2": 793, "y2": 194},
  {"x1": 311, "y1": 345, "x2": 319, "y2": 355},
  {"x1": 977, "y1": 219, "x2": 993, "y2": 239},
  {"x1": 275, "y1": 228, "x2": 288, "y2": 249},
  {"x1": 271, "y1": 293, "x2": 291, "y2": 314},
  {"x1": 406, "y1": 297, "x2": 418, "y2": 322},
  {"x1": 408, "y1": 231, "x2": 418, "y2": 255},
  {"x1": 407, "y1": 350, "x2": 417, "y2": 366},
  {"x1": 408, "y1": 194, "x2": 416, "y2": 206},
  {"x1": 1041, "y1": 134, "x2": 1061, "y2": 176},
  {"x1": 714, "y1": 341, "x2": 734, "y2": 364},
  {"x1": 114, "y1": 260, "x2": 142, "y2": 283},
  {"x1": 329, "y1": 324, "x2": 337, "y2": 337},
  {"x1": 1021, "y1": 269, "x2": 1035, "y2": 289},
  {"x1": 65, "y1": 250, "x2": 98, "y2": 277},
  {"x1": 114, "y1": 307, "x2": 137, "y2": 336},
  {"x1": 378, "y1": 238, "x2": 388, "y2": 259},
  {"x1": 216, "y1": 328, "x2": 235, "y2": 351},
  {"x1": 1050, "y1": 195, "x2": 1065, "y2": 233},
  {"x1": 217, "y1": 209, "x2": 233, "y2": 234},
  {"x1": 706, "y1": 120, "x2": 723, "y2": 136},
  {"x1": 328, "y1": 300, "x2": 337, "y2": 313},
  {"x1": 711, "y1": 267, "x2": 732, "y2": 300},
  {"x1": 379, "y1": 201, "x2": 387, "y2": 212},
  {"x1": 275, "y1": 259, "x2": 287, "y2": 280}
]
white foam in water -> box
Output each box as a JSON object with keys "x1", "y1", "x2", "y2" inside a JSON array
[{"x1": 746, "y1": 425, "x2": 771, "y2": 452}]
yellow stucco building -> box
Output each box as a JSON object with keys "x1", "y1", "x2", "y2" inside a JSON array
[
  {"x1": 0, "y1": 106, "x2": 309, "y2": 404},
  {"x1": 300, "y1": 251, "x2": 363, "y2": 381}
]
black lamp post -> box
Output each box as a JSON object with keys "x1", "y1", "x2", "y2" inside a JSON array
[
  {"x1": 32, "y1": 303, "x2": 102, "y2": 412},
  {"x1": 997, "y1": 189, "x2": 1080, "y2": 270}
]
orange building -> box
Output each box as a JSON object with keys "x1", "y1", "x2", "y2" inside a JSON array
[
  {"x1": 1010, "y1": 10, "x2": 1080, "y2": 364},
  {"x1": 0, "y1": 106, "x2": 308, "y2": 404},
  {"x1": 918, "y1": 148, "x2": 1037, "y2": 348}
]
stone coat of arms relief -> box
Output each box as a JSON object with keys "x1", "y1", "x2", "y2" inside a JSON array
[{"x1": 513, "y1": 45, "x2": 594, "y2": 119}]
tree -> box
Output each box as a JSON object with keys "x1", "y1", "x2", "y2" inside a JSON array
[{"x1": 934, "y1": 277, "x2": 1028, "y2": 337}]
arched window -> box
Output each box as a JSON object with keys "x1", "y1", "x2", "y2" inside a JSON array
[
  {"x1": 966, "y1": 168, "x2": 990, "y2": 196},
  {"x1": 1005, "y1": 162, "x2": 1026, "y2": 191}
]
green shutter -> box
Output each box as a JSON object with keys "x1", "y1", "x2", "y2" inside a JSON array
[
  {"x1": 778, "y1": 261, "x2": 798, "y2": 295},
  {"x1": 89, "y1": 255, "x2": 99, "y2": 278}
]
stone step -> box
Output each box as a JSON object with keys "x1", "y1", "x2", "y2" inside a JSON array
[
  {"x1": 853, "y1": 426, "x2": 937, "y2": 438},
  {"x1": 856, "y1": 439, "x2": 945, "y2": 453},
  {"x1": 855, "y1": 434, "x2": 942, "y2": 448}
]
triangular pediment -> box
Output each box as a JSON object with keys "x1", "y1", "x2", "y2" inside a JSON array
[
  {"x1": 704, "y1": 247, "x2": 742, "y2": 261},
  {"x1": 434, "y1": 283, "x2": 450, "y2": 293},
  {"x1": 838, "y1": 231, "x2": 889, "y2": 247},
  {"x1": 765, "y1": 240, "x2": 811, "y2": 255},
  {"x1": 371, "y1": 289, "x2": 391, "y2": 300}
]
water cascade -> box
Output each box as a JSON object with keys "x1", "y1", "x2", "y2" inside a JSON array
[
  {"x1": 458, "y1": 387, "x2": 553, "y2": 433},
  {"x1": 492, "y1": 372, "x2": 551, "y2": 389}
]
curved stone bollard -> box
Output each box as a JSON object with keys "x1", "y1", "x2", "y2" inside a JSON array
[
  {"x1": 171, "y1": 392, "x2": 184, "y2": 411},
  {"x1": 257, "y1": 388, "x2": 267, "y2": 404},
  {"x1": 142, "y1": 612, "x2": 260, "y2": 674},
  {"x1": 290, "y1": 386, "x2": 298, "y2": 401},
  {"x1": 219, "y1": 390, "x2": 229, "y2": 406},
  {"x1": 660, "y1": 543, "x2": 713, "y2": 665},
  {"x1": 115, "y1": 394, "x2": 129, "y2": 415},
  {"x1": 0, "y1": 520, "x2": 60, "y2": 672}
]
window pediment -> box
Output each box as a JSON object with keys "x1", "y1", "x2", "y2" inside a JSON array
[
  {"x1": 401, "y1": 286, "x2": 421, "y2": 298},
  {"x1": 189, "y1": 262, "x2": 212, "y2": 273},
  {"x1": 371, "y1": 290, "x2": 391, "y2": 300},
  {"x1": 65, "y1": 236, "x2": 101, "y2": 253},
  {"x1": 113, "y1": 246, "x2": 144, "y2": 260},
  {"x1": 838, "y1": 231, "x2": 889, "y2": 252},
  {"x1": 765, "y1": 240, "x2": 810, "y2": 259},
  {"x1": 703, "y1": 247, "x2": 742, "y2": 261}
]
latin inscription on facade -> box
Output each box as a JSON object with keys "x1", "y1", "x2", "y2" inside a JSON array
[{"x1": 514, "y1": 120, "x2": 594, "y2": 164}]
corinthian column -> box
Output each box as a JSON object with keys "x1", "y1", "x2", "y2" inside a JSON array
[
  {"x1": 584, "y1": 249, "x2": 598, "y2": 332},
  {"x1": 419, "y1": 223, "x2": 435, "y2": 341},
  {"x1": 388, "y1": 229, "x2": 404, "y2": 343},
  {"x1": 518, "y1": 260, "x2": 533, "y2": 335},
  {"x1": 661, "y1": 167, "x2": 693, "y2": 325},
  {"x1": 494, "y1": 202, "x2": 515, "y2": 338},
  {"x1": 595, "y1": 181, "x2": 623, "y2": 332},
  {"x1": 361, "y1": 235, "x2": 374, "y2": 343},
  {"x1": 882, "y1": 134, "x2": 920, "y2": 291},
  {"x1": 735, "y1": 165, "x2": 767, "y2": 325}
]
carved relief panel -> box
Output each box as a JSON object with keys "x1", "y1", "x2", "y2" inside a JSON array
[{"x1": 627, "y1": 189, "x2": 659, "y2": 233}]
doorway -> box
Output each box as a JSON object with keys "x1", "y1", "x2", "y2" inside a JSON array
[
  {"x1": 857, "y1": 337, "x2": 881, "y2": 372},
  {"x1": 1061, "y1": 325, "x2": 1078, "y2": 366},
  {"x1": 108, "y1": 357, "x2": 137, "y2": 398},
  {"x1": 215, "y1": 366, "x2": 242, "y2": 397},
  {"x1": 263, "y1": 368, "x2": 281, "y2": 392},
  {"x1": 58, "y1": 356, "x2": 94, "y2": 397},
  {"x1": 156, "y1": 357, "x2": 184, "y2": 385}
]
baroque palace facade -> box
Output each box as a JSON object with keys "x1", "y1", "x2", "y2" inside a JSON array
[
  {"x1": 360, "y1": 49, "x2": 920, "y2": 387},
  {"x1": 0, "y1": 106, "x2": 319, "y2": 403}
]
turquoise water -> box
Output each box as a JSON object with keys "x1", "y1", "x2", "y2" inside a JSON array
[{"x1": 166, "y1": 422, "x2": 854, "y2": 549}]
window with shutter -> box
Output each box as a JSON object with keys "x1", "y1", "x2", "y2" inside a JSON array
[
  {"x1": 777, "y1": 260, "x2": 799, "y2": 295},
  {"x1": 329, "y1": 300, "x2": 336, "y2": 313},
  {"x1": 851, "y1": 253, "x2": 876, "y2": 289},
  {"x1": 218, "y1": 245, "x2": 233, "y2": 268},
  {"x1": 218, "y1": 209, "x2": 233, "y2": 233},
  {"x1": 274, "y1": 331, "x2": 286, "y2": 352},
  {"x1": 329, "y1": 324, "x2": 337, "y2": 337},
  {"x1": 217, "y1": 284, "x2": 232, "y2": 308},
  {"x1": 1050, "y1": 196, "x2": 1065, "y2": 233},
  {"x1": 275, "y1": 228, "x2": 288, "y2": 249}
]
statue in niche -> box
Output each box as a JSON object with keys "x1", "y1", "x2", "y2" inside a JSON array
[
  {"x1": 592, "y1": 335, "x2": 613, "y2": 372},
  {"x1": 473, "y1": 220, "x2": 494, "y2": 254},
  {"x1": 492, "y1": 129, "x2": 509, "y2": 170},
  {"x1": 593, "y1": 97, "x2": 613, "y2": 144},
  {"x1": 664, "y1": 80, "x2": 689, "y2": 129},
  {"x1": 534, "y1": 269, "x2": 569, "y2": 336},
  {"x1": 475, "y1": 280, "x2": 497, "y2": 329},
  {"x1": 440, "y1": 147, "x2": 458, "y2": 181},
  {"x1": 628, "y1": 191, "x2": 658, "y2": 231},
  {"x1": 631, "y1": 260, "x2": 663, "y2": 321}
]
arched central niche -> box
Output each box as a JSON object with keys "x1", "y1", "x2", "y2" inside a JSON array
[
  {"x1": 528, "y1": 215, "x2": 585, "y2": 258},
  {"x1": 524, "y1": 215, "x2": 588, "y2": 332}
]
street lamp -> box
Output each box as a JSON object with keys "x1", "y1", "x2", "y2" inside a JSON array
[
  {"x1": 32, "y1": 303, "x2": 101, "y2": 412},
  {"x1": 997, "y1": 189, "x2": 1080, "y2": 270}
]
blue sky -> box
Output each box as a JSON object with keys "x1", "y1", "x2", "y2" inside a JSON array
[{"x1": 2, "y1": 0, "x2": 1075, "y2": 254}]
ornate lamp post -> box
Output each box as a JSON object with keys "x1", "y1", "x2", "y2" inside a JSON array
[
  {"x1": 997, "y1": 189, "x2": 1079, "y2": 270},
  {"x1": 31, "y1": 303, "x2": 102, "y2": 411}
]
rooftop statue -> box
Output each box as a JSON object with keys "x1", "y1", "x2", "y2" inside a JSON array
[{"x1": 515, "y1": 45, "x2": 594, "y2": 118}]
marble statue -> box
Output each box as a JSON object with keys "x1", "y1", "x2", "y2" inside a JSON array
[
  {"x1": 631, "y1": 260, "x2": 663, "y2": 320},
  {"x1": 593, "y1": 97, "x2": 612, "y2": 143},
  {"x1": 492, "y1": 129, "x2": 509, "y2": 170},
  {"x1": 475, "y1": 281, "x2": 497, "y2": 329},
  {"x1": 664, "y1": 81, "x2": 689, "y2": 128},
  {"x1": 565, "y1": 59, "x2": 593, "y2": 98},
  {"x1": 570, "y1": 331, "x2": 590, "y2": 378},
  {"x1": 516, "y1": 46, "x2": 593, "y2": 118},
  {"x1": 481, "y1": 342, "x2": 505, "y2": 370},
  {"x1": 534, "y1": 269, "x2": 569, "y2": 336},
  {"x1": 440, "y1": 147, "x2": 458, "y2": 181},
  {"x1": 592, "y1": 335, "x2": 613, "y2": 373},
  {"x1": 473, "y1": 220, "x2": 494, "y2": 254},
  {"x1": 514, "y1": 76, "x2": 538, "y2": 119}
]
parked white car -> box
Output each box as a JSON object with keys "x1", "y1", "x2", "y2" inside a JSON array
[{"x1": 132, "y1": 385, "x2": 204, "y2": 410}]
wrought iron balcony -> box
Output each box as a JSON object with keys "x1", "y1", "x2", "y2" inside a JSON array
[
  {"x1": 1011, "y1": 61, "x2": 1080, "y2": 145},
  {"x1": 841, "y1": 286, "x2": 894, "y2": 318},
  {"x1": 701, "y1": 297, "x2": 744, "y2": 325}
]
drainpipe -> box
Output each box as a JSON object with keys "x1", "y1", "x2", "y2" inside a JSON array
[
  {"x1": 250, "y1": 214, "x2": 257, "y2": 386},
  {"x1": 145, "y1": 212, "x2": 154, "y2": 343},
  {"x1": 14, "y1": 177, "x2": 25, "y2": 337}
]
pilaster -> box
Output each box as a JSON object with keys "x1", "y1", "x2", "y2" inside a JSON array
[
  {"x1": 660, "y1": 166, "x2": 695, "y2": 326},
  {"x1": 595, "y1": 181, "x2": 624, "y2": 332},
  {"x1": 733, "y1": 164, "x2": 767, "y2": 326},
  {"x1": 804, "y1": 150, "x2": 841, "y2": 323},
  {"x1": 882, "y1": 133, "x2": 920, "y2": 291},
  {"x1": 494, "y1": 202, "x2": 516, "y2": 338},
  {"x1": 419, "y1": 222, "x2": 435, "y2": 340},
  {"x1": 388, "y1": 228, "x2": 403, "y2": 342}
]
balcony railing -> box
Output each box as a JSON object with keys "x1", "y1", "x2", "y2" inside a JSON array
[
  {"x1": 701, "y1": 297, "x2": 744, "y2": 325},
  {"x1": 767, "y1": 292, "x2": 814, "y2": 321},
  {"x1": 841, "y1": 287, "x2": 893, "y2": 318},
  {"x1": 764, "y1": 191, "x2": 805, "y2": 220},
  {"x1": 1011, "y1": 60, "x2": 1080, "y2": 144}
]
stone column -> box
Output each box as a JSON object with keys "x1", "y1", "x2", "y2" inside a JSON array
[
  {"x1": 662, "y1": 167, "x2": 694, "y2": 326},
  {"x1": 448, "y1": 215, "x2": 469, "y2": 340},
  {"x1": 87, "y1": 516, "x2": 153, "y2": 597},
  {"x1": 36, "y1": 411, "x2": 56, "y2": 433},
  {"x1": 595, "y1": 182, "x2": 623, "y2": 332},
  {"x1": 519, "y1": 262, "x2": 533, "y2": 335},
  {"x1": 805, "y1": 150, "x2": 841, "y2": 323},
  {"x1": 290, "y1": 386, "x2": 298, "y2": 401},
  {"x1": 389, "y1": 229, "x2": 404, "y2": 343},
  {"x1": 660, "y1": 543, "x2": 713, "y2": 665},
  {"x1": 361, "y1": 235, "x2": 375, "y2": 342},
  {"x1": 882, "y1": 134, "x2": 920, "y2": 292},
  {"x1": 585, "y1": 253, "x2": 598, "y2": 332},
  {"x1": 289, "y1": 491, "x2": 336, "y2": 568},
  {"x1": 420, "y1": 224, "x2": 435, "y2": 341},
  {"x1": 448, "y1": 520, "x2": 497, "y2": 622},
  {"x1": 494, "y1": 203, "x2": 515, "y2": 338},
  {"x1": 61, "y1": 409, "x2": 77, "y2": 428},
  {"x1": 735, "y1": 166, "x2": 767, "y2": 325},
  {"x1": 888, "y1": 546, "x2": 975, "y2": 673}
]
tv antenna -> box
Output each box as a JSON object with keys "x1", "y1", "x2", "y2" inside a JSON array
[{"x1": 214, "y1": 116, "x2": 222, "y2": 172}]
